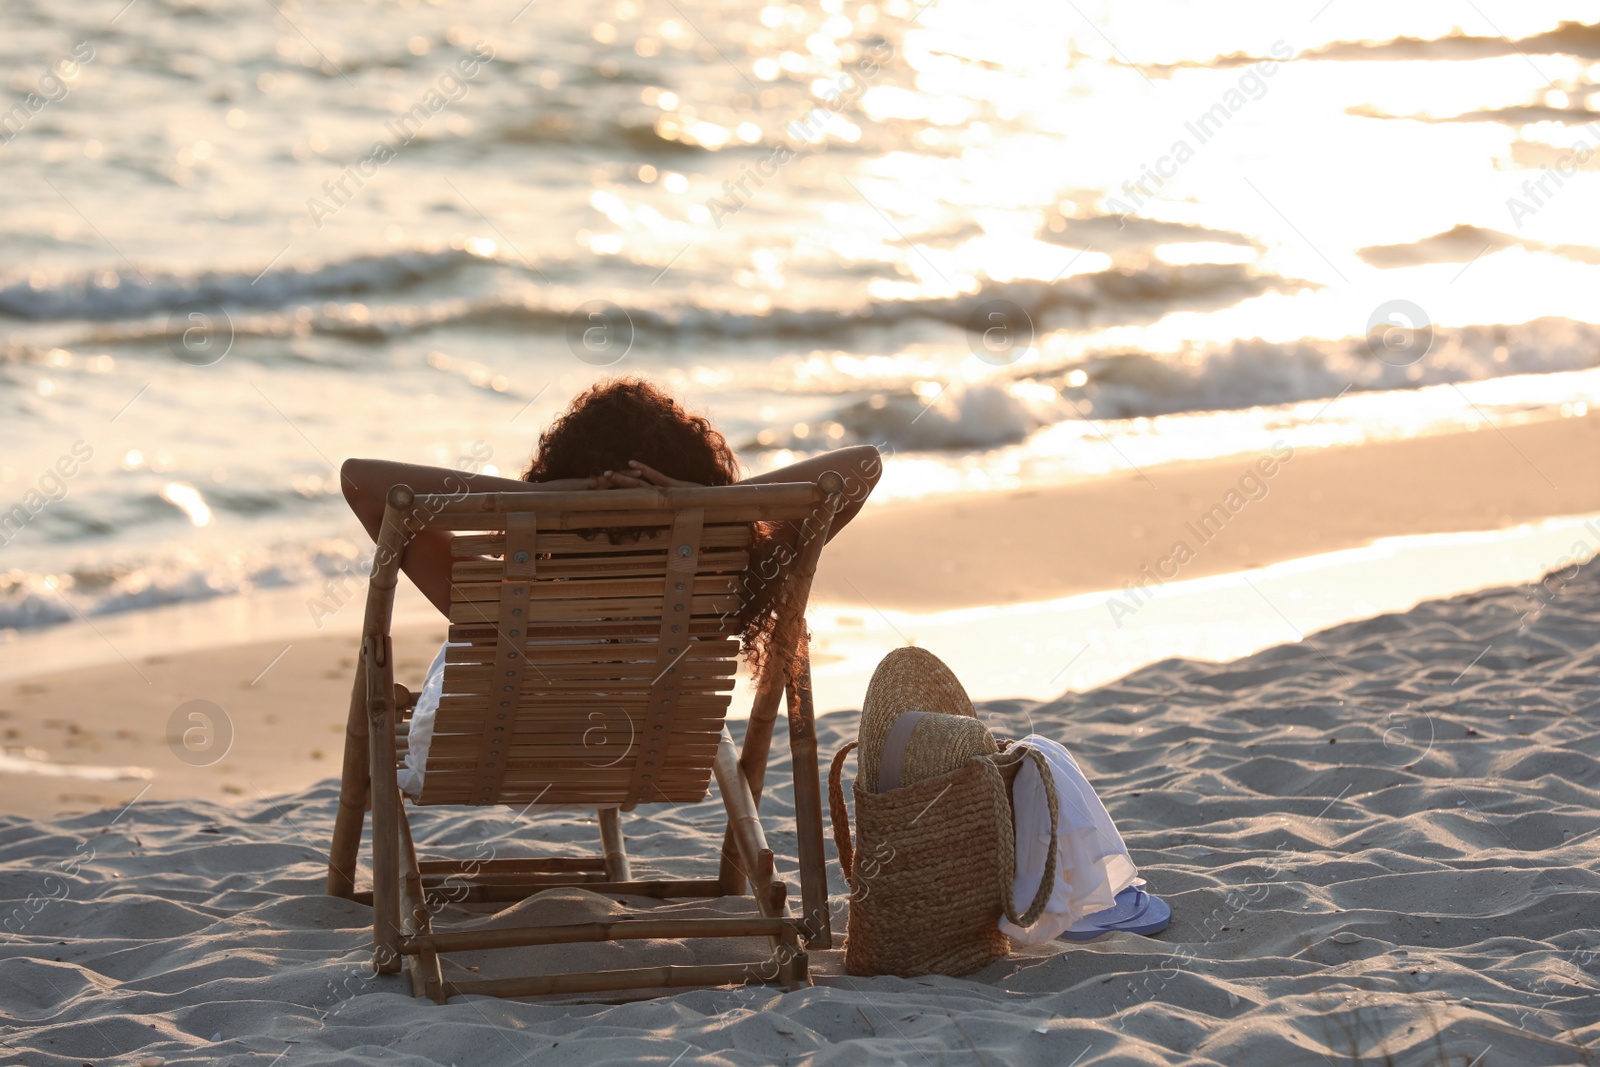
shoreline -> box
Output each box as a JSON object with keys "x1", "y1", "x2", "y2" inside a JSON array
[
  {"x1": 1, "y1": 414, "x2": 1596, "y2": 817},
  {"x1": 811, "y1": 411, "x2": 1600, "y2": 610},
  {"x1": 5, "y1": 411, "x2": 1594, "y2": 681}
]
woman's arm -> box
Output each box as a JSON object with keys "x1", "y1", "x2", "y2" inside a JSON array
[
  {"x1": 341, "y1": 443, "x2": 883, "y2": 617},
  {"x1": 340, "y1": 458, "x2": 604, "y2": 615},
  {"x1": 736, "y1": 444, "x2": 882, "y2": 541},
  {"x1": 610, "y1": 445, "x2": 882, "y2": 542}
]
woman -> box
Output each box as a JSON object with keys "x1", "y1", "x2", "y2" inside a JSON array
[{"x1": 341, "y1": 377, "x2": 881, "y2": 679}]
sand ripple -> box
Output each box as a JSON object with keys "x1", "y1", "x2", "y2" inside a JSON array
[{"x1": 2, "y1": 569, "x2": 1597, "y2": 1064}]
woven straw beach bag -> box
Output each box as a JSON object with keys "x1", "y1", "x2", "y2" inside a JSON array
[{"x1": 828, "y1": 647, "x2": 1059, "y2": 977}]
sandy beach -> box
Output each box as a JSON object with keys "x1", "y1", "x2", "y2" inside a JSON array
[
  {"x1": 815, "y1": 412, "x2": 1600, "y2": 611},
  {"x1": 3, "y1": 545, "x2": 1596, "y2": 1064},
  {"x1": 1, "y1": 418, "x2": 1598, "y2": 1064}
]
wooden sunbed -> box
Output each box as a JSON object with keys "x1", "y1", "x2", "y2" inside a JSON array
[{"x1": 325, "y1": 476, "x2": 842, "y2": 1001}]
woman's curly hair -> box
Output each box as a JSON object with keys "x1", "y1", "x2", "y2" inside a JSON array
[{"x1": 523, "y1": 378, "x2": 799, "y2": 683}]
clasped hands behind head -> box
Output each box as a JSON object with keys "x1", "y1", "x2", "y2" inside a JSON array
[{"x1": 573, "y1": 459, "x2": 703, "y2": 491}]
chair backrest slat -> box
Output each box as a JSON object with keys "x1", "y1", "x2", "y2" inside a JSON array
[
  {"x1": 614, "y1": 504, "x2": 704, "y2": 805},
  {"x1": 421, "y1": 502, "x2": 821, "y2": 532}
]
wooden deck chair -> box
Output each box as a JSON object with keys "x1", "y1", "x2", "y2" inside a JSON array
[{"x1": 325, "y1": 475, "x2": 844, "y2": 1001}]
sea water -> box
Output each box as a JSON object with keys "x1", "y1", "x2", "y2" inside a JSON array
[{"x1": 2, "y1": 0, "x2": 1597, "y2": 635}]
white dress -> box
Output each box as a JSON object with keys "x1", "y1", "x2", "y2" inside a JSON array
[
  {"x1": 396, "y1": 641, "x2": 461, "y2": 798},
  {"x1": 1001, "y1": 734, "x2": 1141, "y2": 944}
]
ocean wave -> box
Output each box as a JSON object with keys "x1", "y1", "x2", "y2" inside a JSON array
[
  {"x1": 0, "y1": 538, "x2": 369, "y2": 632},
  {"x1": 192, "y1": 262, "x2": 1309, "y2": 343},
  {"x1": 1057, "y1": 317, "x2": 1600, "y2": 420},
  {"x1": 0, "y1": 248, "x2": 494, "y2": 322},
  {"x1": 2, "y1": 481, "x2": 346, "y2": 550},
  {"x1": 828, "y1": 382, "x2": 1056, "y2": 451},
  {"x1": 1348, "y1": 102, "x2": 1600, "y2": 128},
  {"x1": 1141, "y1": 20, "x2": 1600, "y2": 74},
  {"x1": 755, "y1": 317, "x2": 1600, "y2": 452},
  {"x1": 15, "y1": 258, "x2": 1305, "y2": 347},
  {"x1": 490, "y1": 112, "x2": 710, "y2": 154},
  {"x1": 1042, "y1": 215, "x2": 1259, "y2": 254},
  {"x1": 1358, "y1": 224, "x2": 1600, "y2": 269}
]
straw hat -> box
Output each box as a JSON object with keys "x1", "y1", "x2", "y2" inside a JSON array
[{"x1": 857, "y1": 646, "x2": 997, "y2": 793}]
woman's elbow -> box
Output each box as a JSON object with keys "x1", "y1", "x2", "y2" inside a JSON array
[
  {"x1": 340, "y1": 459, "x2": 384, "y2": 527},
  {"x1": 850, "y1": 444, "x2": 883, "y2": 492},
  {"x1": 339, "y1": 458, "x2": 365, "y2": 508},
  {"x1": 830, "y1": 445, "x2": 881, "y2": 520}
]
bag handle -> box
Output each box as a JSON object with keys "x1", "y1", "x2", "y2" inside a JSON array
[
  {"x1": 828, "y1": 741, "x2": 859, "y2": 881},
  {"x1": 994, "y1": 745, "x2": 1060, "y2": 929}
]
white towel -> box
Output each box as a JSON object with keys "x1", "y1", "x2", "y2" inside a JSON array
[{"x1": 1001, "y1": 734, "x2": 1140, "y2": 944}]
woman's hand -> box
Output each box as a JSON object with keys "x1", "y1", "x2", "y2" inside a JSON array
[
  {"x1": 599, "y1": 460, "x2": 705, "y2": 489},
  {"x1": 541, "y1": 474, "x2": 668, "y2": 490},
  {"x1": 542, "y1": 476, "x2": 618, "y2": 491}
]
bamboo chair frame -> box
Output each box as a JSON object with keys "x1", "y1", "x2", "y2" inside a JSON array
[{"x1": 326, "y1": 475, "x2": 844, "y2": 1002}]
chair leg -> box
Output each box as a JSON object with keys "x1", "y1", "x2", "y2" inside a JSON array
[
  {"x1": 328, "y1": 660, "x2": 370, "y2": 898},
  {"x1": 398, "y1": 804, "x2": 430, "y2": 937},
  {"x1": 712, "y1": 731, "x2": 783, "y2": 919},
  {"x1": 785, "y1": 650, "x2": 831, "y2": 948},
  {"x1": 366, "y1": 636, "x2": 403, "y2": 975},
  {"x1": 369, "y1": 785, "x2": 403, "y2": 974},
  {"x1": 776, "y1": 923, "x2": 809, "y2": 991},
  {"x1": 598, "y1": 807, "x2": 632, "y2": 883},
  {"x1": 398, "y1": 806, "x2": 445, "y2": 1003},
  {"x1": 719, "y1": 664, "x2": 786, "y2": 894}
]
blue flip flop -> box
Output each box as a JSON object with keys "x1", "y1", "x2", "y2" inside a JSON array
[{"x1": 1058, "y1": 886, "x2": 1172, "y2": 942}]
